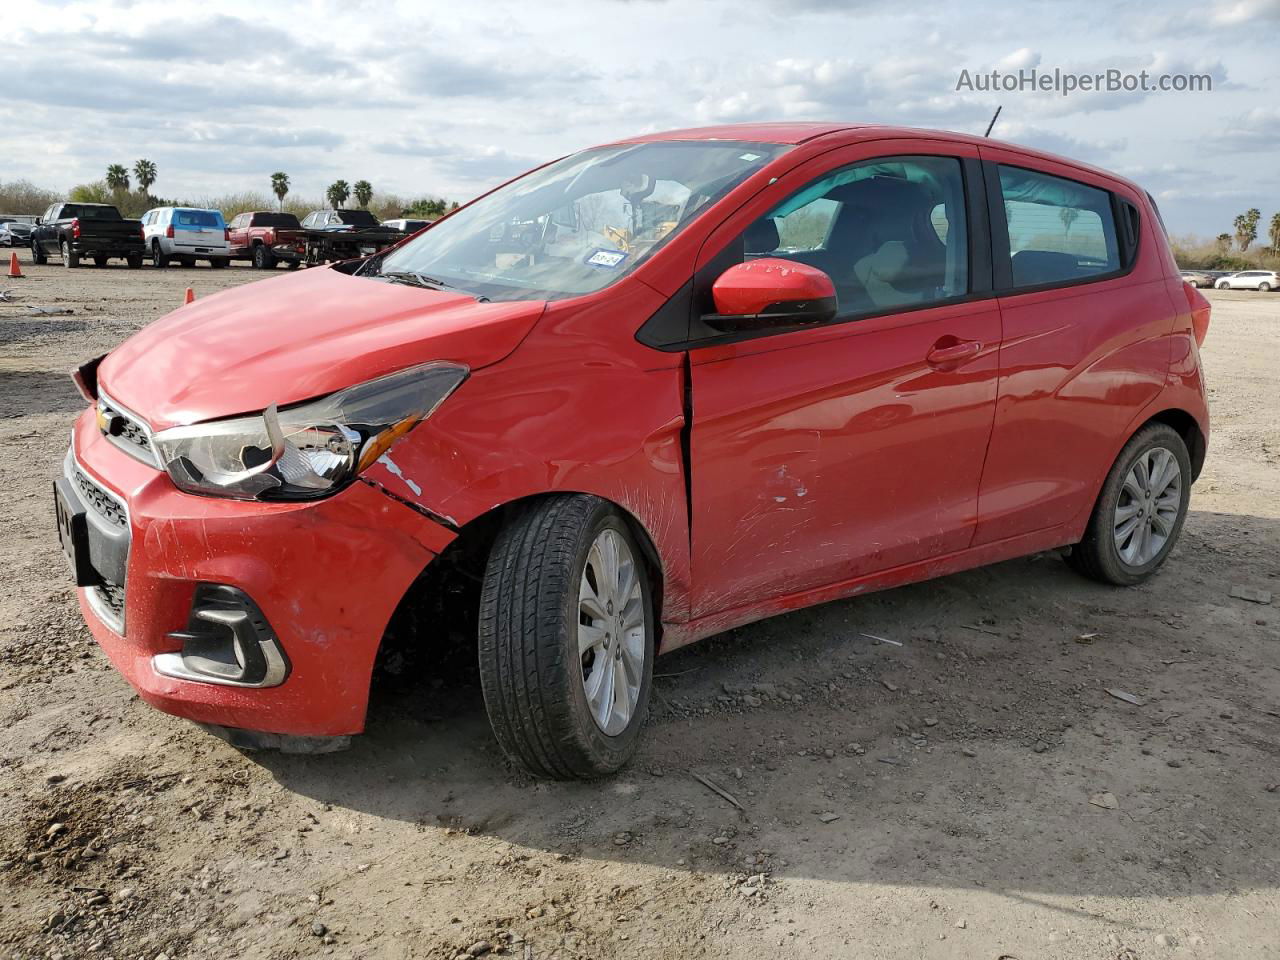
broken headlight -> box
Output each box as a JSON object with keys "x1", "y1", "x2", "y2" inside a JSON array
[{"x1": 152, "y1": 362, "x2": 468, "y2": 500}]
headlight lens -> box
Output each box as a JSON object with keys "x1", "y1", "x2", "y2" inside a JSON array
[{"x1": 152, "y1": 362, "x2": 468, "y2": 500}]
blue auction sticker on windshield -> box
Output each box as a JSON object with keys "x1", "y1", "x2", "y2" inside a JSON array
[{"x1": 585, "y1": 248, "x2": 628, "y2": 269}]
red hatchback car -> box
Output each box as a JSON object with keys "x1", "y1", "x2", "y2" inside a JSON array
[{"x1": 58, "y1": 123, "x2": 1211, "y2": 778}]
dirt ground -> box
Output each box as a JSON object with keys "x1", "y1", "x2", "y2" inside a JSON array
[{"x1": 0, "y1": 250, "x2": 1277, "y2": 960}]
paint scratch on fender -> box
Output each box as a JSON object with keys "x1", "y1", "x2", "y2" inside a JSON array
[{"x1": 377, "y1": 454, "x2": 422, "y2": 496}]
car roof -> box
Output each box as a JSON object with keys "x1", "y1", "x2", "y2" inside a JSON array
[{"x1": 608, "y1": 122, "x2": 1139, "y2": 191}]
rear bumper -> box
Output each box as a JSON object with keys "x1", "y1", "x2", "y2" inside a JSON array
[
  {"x1": 66, "y1": 407, "x2": 455, "y2": 737},
  {"x1": 72, "y1": 240, "x2": 144, "y2": 256}
]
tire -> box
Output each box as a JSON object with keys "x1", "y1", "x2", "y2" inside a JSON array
[
  {"x1": 152, "y1": 242, "x2": 168, "y2": 269},
  {"x1": 61, "y1": 240, "x2": 78, "y2": 269},
  {"x1": 126, "y1": 254, "x2": 143, "y2": 270},
  {"x1": 31, "y1": 240, "x2": 46, "y2": 265},
  {"x1": 252, "y1": 244, "x2": 275, "y2": 270},
  {"x1": 478, "y1": 495, "x2": 655, "y2": 780},
  {"x1": 1215, "y1": 281, "x2": 1229, "y2": 289},
  {"x1": 93, "y1": 255, "x2": 108, "y2": 268},
  {"x1": 210, "y1": 258, "x2": 228, "y2": 269},
  {"x1": 1259, "y1": 282, "x2": 1272, "y2": 292},
  {"x1": 1068, "y1": 423, "x2": 1192, "y2": 586}
]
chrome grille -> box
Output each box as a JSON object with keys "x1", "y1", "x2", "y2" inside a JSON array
[
  {"x1": 75, "y1": 468, "x2": 127, "y2": 528},
  {"x1": 97, "y1": 394, "x2": 159, "y2": 467}
]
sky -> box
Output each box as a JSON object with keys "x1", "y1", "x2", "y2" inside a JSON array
[{"x1": 1, "y1": 0, "x2": 1277, "y2": 237}]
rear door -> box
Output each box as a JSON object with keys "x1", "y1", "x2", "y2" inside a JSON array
[
  {"x1": 685, "y1": 142, "x2": 1002, "y2": 617},
  {"x1": 173, "y1": 209, "x2": 223, "y2": 252},
  {"x1": 972, "y1": 148, "x2": 1173, "y2": 545}
]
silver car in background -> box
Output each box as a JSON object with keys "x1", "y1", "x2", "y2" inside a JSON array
[
  {"x1": 140, "y1": 207, "x2": 230, "y2": 268},
  {"x1": 1214, "y1": 269, "x2": 1279, "y2": 291}
]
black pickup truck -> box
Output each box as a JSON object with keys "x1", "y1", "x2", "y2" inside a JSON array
[
  {"x1": 31, "y1": 202, "x2": 145, "y2": 269},
  {"x1": 299, "y1": 209, "x2": 408, "y2": 265}
]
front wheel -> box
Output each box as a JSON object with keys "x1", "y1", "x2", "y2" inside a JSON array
[
  {"x1": 1068, "y1": 423, "x2": 1192, "y2": 586},
  {"x1": 1215, "y1": 280, "x2": 1230, "y2": 289},
  {"x1": 478, "y1": 496, "x2": 654, "y2": 779},
  {"x1": 31, "y1": 240, "x2": 46, "y2": 265}
]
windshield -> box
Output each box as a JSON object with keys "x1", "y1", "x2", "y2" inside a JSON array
[{"x1": 375, "y1": 140, "x2": 786, "y2": 301}]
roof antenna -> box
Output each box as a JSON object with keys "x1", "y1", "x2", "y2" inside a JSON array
[{"x1": 984, "y1": 105, "x2": 1002, "y2": 138}]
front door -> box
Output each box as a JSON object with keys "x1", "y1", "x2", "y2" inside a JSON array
[{"x1": 687, "y1": 148, "x2": 1002, "y2": 618}]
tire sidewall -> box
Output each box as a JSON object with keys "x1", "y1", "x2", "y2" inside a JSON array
[
  {"x1": 1092, "y1": 426, "x2": 1192, "y2": 584},
  {"x1": 560, "y1": 508, "x2": 655, "y2": 773}
]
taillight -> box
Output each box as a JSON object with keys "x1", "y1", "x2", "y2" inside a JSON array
[
  {"x1": 166, "y1": 224, "x2": 175, "y2": 239},
  {"x1": 71, "y1": 218, "x2": 80, "y2": 239},
  {"x1": 224, "y1": 227, "x2": 230, "y2": 241},
  {"x1": 1184, "y1": 281, "x2": 1211, "y2": 347}
]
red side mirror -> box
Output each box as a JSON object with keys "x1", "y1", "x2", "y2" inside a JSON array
[{"x1": 709, "y1": 258, "x2": 837, "y2": 332}]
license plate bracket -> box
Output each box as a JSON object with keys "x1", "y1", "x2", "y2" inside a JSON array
[{"x1": 53, "y1": 479, "x2": 101, "y2": 587}]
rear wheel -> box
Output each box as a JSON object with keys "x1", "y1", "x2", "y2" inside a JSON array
[
  {"x1": 478, "y1": 496, "x2": 654, "y2": 780},
  {"x1": 152, "y1": 242, "x2": 169, "y2": 269},
  {"x1": 1068, "y1": 423, "x2": 1191, "y2": 586},
  {"x1": 1259, "y1": 282, "x2": 1272, "y2": 292},
  {"x1": 252, "y1": 245, "x2": 275, "y2": 270},
  {"x1": 61, "y1": 240, "x2": 78, "y2": 269},
  {"x1": 31, "y1": 241, "x2": 46, "y2": 265}
]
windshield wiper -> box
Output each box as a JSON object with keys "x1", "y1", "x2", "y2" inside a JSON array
[{"x1": 377, "y1": 270, "x2": 489, "y2": 301}]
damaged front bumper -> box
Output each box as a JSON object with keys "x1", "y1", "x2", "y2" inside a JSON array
[{"x1": 64, "y1": 407, "x2": 455, "y2": 738}]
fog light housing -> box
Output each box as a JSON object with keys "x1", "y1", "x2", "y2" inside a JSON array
[{"x1": 153, "y1": 584, "x2": 289, "y2": 688}]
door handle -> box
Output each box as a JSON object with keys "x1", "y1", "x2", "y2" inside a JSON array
[{"x1": 926, "y1": 339, "x2": 982, "y2": 368}]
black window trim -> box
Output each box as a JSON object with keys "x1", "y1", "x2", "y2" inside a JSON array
[
  {"x1": 638, "y1": 152, "x2": 994, "y2": 352},
  {"x1": 986, "y1": 160, "x2": 1140, "y2": 298}
]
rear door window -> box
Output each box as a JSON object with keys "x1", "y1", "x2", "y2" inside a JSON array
[{"x1": 997, "y1": 165, "x2": 1120, "y2": 289}]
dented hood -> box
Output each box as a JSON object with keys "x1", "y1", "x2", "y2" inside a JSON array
[{"x1": 98, "y1": 266, "x2": 545, "y2": 430}]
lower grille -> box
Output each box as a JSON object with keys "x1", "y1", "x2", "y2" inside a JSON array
[
  {"x1": 88, "y1": 582, "x2": 125, "y2": 634},
  {"x1": 75, "y1": 468, "x2": 127, "y2": 528}
]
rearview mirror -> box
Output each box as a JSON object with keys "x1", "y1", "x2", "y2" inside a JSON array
[{"x1": 705, "y1": 258, "x2": 837, "y2": 333}]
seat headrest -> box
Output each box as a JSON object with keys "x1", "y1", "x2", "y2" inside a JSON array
[
  {"x1": 1010, "y1": 250, "x2": 1078, "y2": 286},
  {"x1": 743, "y1": 218, "x2": 780, "y2": 254}
]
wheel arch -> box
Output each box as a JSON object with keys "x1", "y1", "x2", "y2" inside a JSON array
[
  {"x1": 370, "y1": 491, "x2": 667, "y2": 698},
  {"x1": 1143, "y1": 407, "x2": 1206, "y2": 482}
]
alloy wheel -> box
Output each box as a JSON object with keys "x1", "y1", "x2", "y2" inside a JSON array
[
  {"x1": 1113, "y1": 445, "x2": 1182, "y2": 566},
  {"x1": 577, "y1": 528, "x2": 646, "y2": 736}
]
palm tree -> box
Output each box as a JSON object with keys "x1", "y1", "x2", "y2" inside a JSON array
[
  {"x1": 1059, "y1": 206, "x2": 1079, "y2": 245},
  {"x1": 133, "y1": 159, "x2": 157, "y2": 199},
  {"x1": 1270, "y1": 211, "x2": 1280, "y2": 256},
  {"x1": 326, "y1": 180, "x2": 350, "y2": 210},
  {"x1": 1234, "y1": 208, "x2": 1260, "y2": 252},
  {"x1": 353, "y1": 180, "x2": 373, "y2": 209},
  {"x1": 105, "y1": 164, "x2": 130, "y2": 194},
  {"x1": 271, "y1": 172, "x2": 290, "y2": 211}
]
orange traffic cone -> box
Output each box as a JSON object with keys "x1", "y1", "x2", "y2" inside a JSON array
[
  {"x1": 7, "y1": 252, "x2": 21, "y2": 278},
  {"x1": 184, "y1": 287, "x2": 195, "y2": 304}
]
